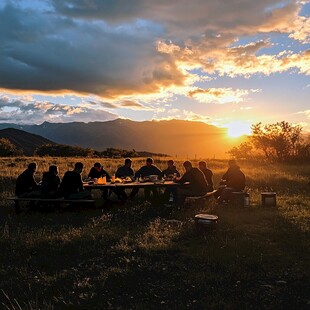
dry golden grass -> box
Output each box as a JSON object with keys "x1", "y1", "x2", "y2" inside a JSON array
[{"x1": 0, "y1": 157, "x2": 309, "y2": 309}]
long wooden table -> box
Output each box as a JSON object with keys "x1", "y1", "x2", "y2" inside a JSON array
[{"x1": 83, "y1": 180, "x2": 184, "y2": 190}]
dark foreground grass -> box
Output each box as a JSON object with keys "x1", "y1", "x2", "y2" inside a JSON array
[
  {"x1": 0, "y1": 160, "x2": 309, "y2": 309},
  {"x1": 0, "y1": 199, "x2": 309, "y2": 309}
]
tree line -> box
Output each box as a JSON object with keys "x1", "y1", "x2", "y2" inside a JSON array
[{"x1": 0, "y1": 139, "x2": 168, "y2": 158}]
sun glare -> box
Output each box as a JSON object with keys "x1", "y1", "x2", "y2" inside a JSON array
[{"x1": 226, "y1": 122, "x2": 251, "y2": 138}]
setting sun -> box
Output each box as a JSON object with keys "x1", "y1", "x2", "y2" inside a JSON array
[{"x1": 226, "y1": 122, "x2": 251, "y2": 138}]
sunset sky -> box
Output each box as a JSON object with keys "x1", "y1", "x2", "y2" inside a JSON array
[{"x1": 0, "y1": 0, "x2": 309, "y2": 134}]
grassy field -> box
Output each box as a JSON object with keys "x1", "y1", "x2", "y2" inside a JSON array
[{"x1": 0, "y1": 157, "x2": 309, "y2": 309}]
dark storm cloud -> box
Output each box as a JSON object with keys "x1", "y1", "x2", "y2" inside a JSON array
[
  {"x1": 50, "y1": 0, "x2": 299, "y2": 38},
  {"x1": 0, "y1": 0, "x2": 306, "y2": 101},
  {"x1": 0, "y1": 2, "x2": 185, "y2": 97}
]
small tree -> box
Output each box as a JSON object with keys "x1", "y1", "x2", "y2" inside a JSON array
[
  {"x1": 228, "y1": 121, "x2": 309, "y2": 162},
  {"x1": 0, "y1": 138, "x2": 22, "y2": 156},
  {"x1": 227, "y1": 142, "x2": 254, "y2": 160},
  {"x1": 250, "y1": 121, "x2": 303, "y2": 161}
]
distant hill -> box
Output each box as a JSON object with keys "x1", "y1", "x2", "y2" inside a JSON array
[
  {"x1": 0, "y1": 119, "x2": 246, "y2": 158},
  {"x1": 0, "y1": 128, "x2": 57, "y2": 156}
]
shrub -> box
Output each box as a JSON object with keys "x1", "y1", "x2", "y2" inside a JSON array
[{"x1": 0, "y1": 138, "x2": 22, "y2": 156}]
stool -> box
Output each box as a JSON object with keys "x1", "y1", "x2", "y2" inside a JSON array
[
  {"x1": 231, "y1": 192, "x2": 245, "y2": 207},
  {"x1": 230, "y1": 192, "x2": 250, "y2": 207},
  {"x1": 261, "y1": 192, "x2": 277, "y2": 207}
]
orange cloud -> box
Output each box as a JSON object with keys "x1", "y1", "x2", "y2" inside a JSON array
[{"x1": 188, "y1": 87, "x2": 258, "y2": 104}]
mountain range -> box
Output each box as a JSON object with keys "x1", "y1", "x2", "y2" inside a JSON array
[{"x1": 0, "y1": 119, "x2": 245, "y2": 158}]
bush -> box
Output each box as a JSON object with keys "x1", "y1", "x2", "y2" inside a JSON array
[
  {"x1": 35, "y1": 144, "x2": 94, "y2": 157},
  {"x1": 0, "y1": 138, "x2": 22, "y2": 156}
]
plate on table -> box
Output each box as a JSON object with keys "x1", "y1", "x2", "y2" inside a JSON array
[
  {"x1": 154, "y1": 180, "x2": 165, "y2": 184},
  {"x1": 123, "y1": 177, "x2": 133, "y2": 183},
  {"x1": 149, "y1": 175, "x2": 159, "y2": 182},
  {"x1": 139, "y1": 178, "x2": 150, "y2": 183}
]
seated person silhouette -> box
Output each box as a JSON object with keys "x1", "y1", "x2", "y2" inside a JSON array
[
  {"x1": 175, "y1": 161, "x2": 208, "y2": 205},
  {"x1": 88, "y1": 162, "x2": 110, "y2": 179},
  {"x1": 198, "y1": 161, "x2": 214, "y2": 192},
  {"x1": 15, "y1": 162, "x2": 41, "y2": 197},
  {"x1": 132, "y1": 157, "x2": 162, "y2": 201},
  {"x1": 41, "y1": 165, "x2": 61, "y2": 198},
  {"x1": 216, "y1": 159, "x2": 246, "y2": 203},
  {"x1": 88, "y1": 162, "x2": 110, "y2": 200},
  {"x1": 60, "y1": 162, "x2": 91, "y2": 199},
  {"x1": 161, "y1": 160, "x2": 180, "y2": 204},
  {"x1": 115, "y1": 158, "x2": 135, "y2": 201}
]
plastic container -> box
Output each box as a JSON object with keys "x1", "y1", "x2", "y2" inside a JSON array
[
  {"x1": 97, "y1": 176, "x2": 106, "y2": 185},
  {"x1": 261, "y1": 192, "x2": 276, "y2": 206},
  {"x1": 244, "y1": 193, "x2": 250, "y2": 207},
  {"x1": 194, "y1": 214, "x2": 218, "y2": 231}
]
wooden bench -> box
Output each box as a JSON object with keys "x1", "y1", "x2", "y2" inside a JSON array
[
  {"x1": 185, "y1": 190, "x2": 217, "y2": 203},
  {"x1": 7, "y1": 196, "x2": 95, "y2": 213}
]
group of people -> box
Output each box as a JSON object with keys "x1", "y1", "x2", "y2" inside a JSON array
[
  {"x1": 15, "y1": 162, "x2": 91, "y2": 200},
  {"x1": 15, "y1": 157, "x2": 246, "y2": 205}
]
